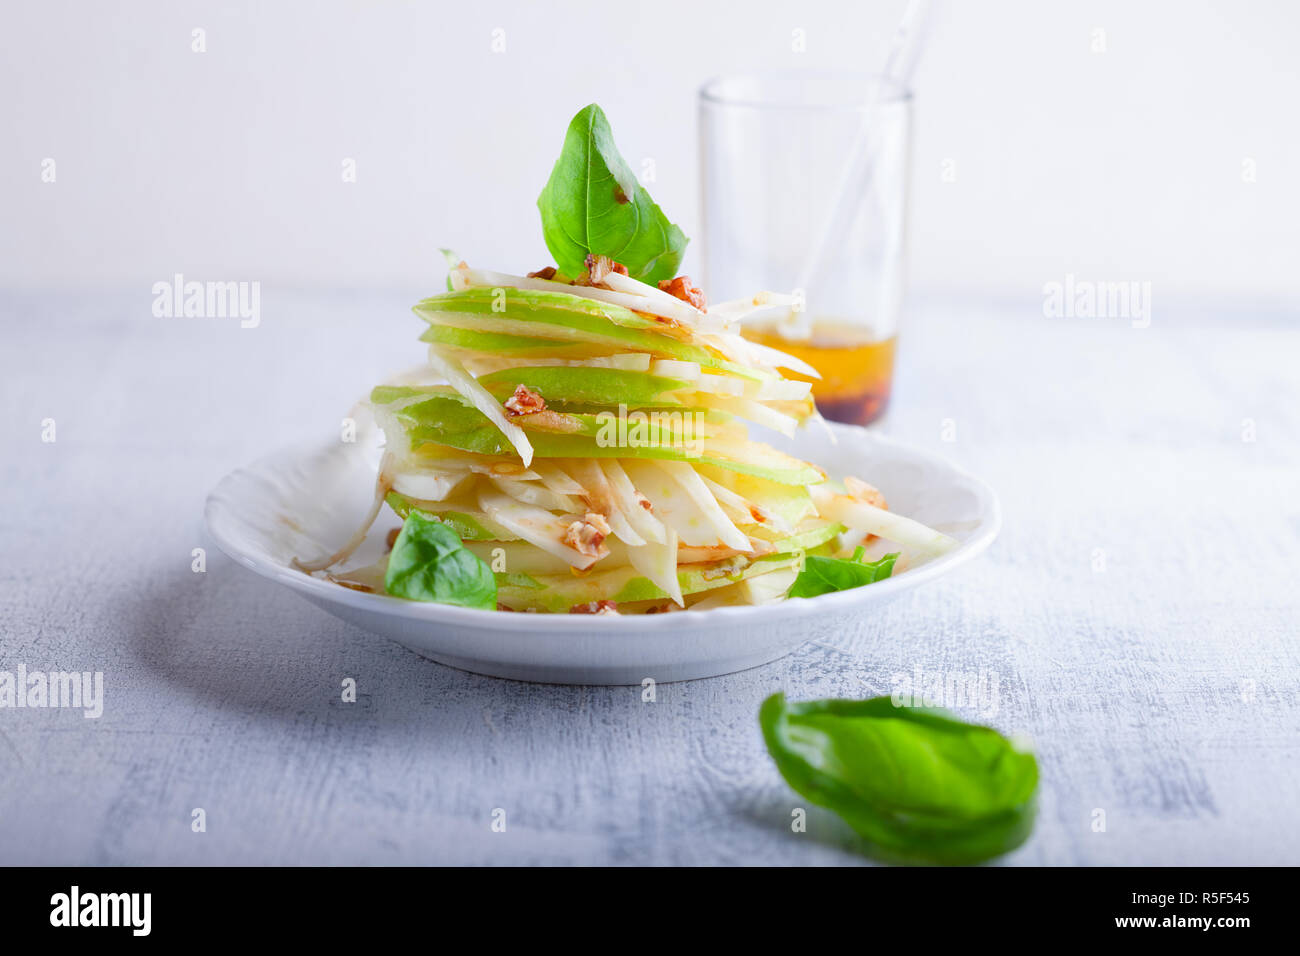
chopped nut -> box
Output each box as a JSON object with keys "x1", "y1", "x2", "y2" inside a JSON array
[
  {"x1": 570, "y1": 600, "x2": 619, "y2": 615},
  {"x1": 504, "y1": 383, "x2": 546, "y2": 417},
  {"x1": 658, "y1": 276, "x2": 707, "y2": 311},
  {"x1": 385, "y1": 527, "x2": 401, "y2": 550},
  {"x1": 563, "y1": 512, "x2": 611, "y2": 556},
  {"x1": 527, "y1": 266, "x2": 558, "y2": 280},
  {"x1": 578, "y1": 254, "x2": 629, "y2": 287},
  {"x1": 586, "y1": 253, "x2": 628, "y2": 276}
]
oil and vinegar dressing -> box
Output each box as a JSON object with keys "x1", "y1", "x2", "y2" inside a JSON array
[{"x1": 743, "y1": 320, "x2": 896, "y2": 426}]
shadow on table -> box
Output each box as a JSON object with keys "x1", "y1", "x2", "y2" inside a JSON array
[
  {"x1": 732, "y1": 793, "x2": 884, "y2": 864},
  {"x1": 112, "y1": 561, "x2": 593, "y2": 734}
]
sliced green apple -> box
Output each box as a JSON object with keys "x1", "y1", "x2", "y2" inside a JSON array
[
  {"x1": 694, "y1": 464, "x2": 820, "y2": 526},
  {"x1": 476, "y1": 366, "x2": 690, "y2": 408},
  {"x1": 384, "y1": 491, "x2": 516, "y2": 541},
  {"x1": 416, "y1": 286, "x2": 663, "y2": 333},
  {"x1": 749, "y1": 518, "x2": 843, "y2": 554},
  {"x1": 496, "y1": 552, "x2": 805, "y2": 613},
  {"x1": 460, "y1": 516, "x2": 840, "y2": 579},
  {"x1": 420, "y1": 323, "x2": 624, "y2": 360},
  {"x1": 373, "y1": 387, "x2": 737, "y2": 445},
  {"x1": 415, "y1": 288, "x2": 764, "y2": 381},
  {"x1": 372, "y1": 388, "x2": 824, "y2": 486}
]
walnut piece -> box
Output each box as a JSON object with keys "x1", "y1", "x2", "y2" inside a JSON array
[
  {"x1": 570, "y1": 600, "x2": 619, "y2": 615},
  {"x1": 563, "y1": 512, "x2": 611, "y2": 556},
  {"x1": 657, "y1": 276, "x2": 707, "y2": 311},
  {"x1": 504, "y1": 383, "x2": 546, "y2": 417},
  {"x1": 577, "y1": 254, "x2": 629, "y2": 287}
]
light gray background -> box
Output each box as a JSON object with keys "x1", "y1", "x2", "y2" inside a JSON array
[
  {"x1": 2, "y1": 0, "x2": 1299, "y2": 302},
  {"x1": 2, "y1": 1, "x2": 1297, "y2": 865}
]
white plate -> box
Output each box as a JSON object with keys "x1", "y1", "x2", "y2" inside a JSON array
[{"x1": 204, "y1": 422, "x2": 999, "y2": 684}]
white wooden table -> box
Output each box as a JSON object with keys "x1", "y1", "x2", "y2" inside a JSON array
[{"x1": 1, "y1": 289, "x2": 1296, "y2": 865}]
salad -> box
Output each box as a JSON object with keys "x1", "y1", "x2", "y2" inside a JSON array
[{"x1": 299, "y1": 104, "x2": 955, "y2": 613}]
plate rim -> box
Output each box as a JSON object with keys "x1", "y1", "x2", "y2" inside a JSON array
[{"x1": 204, "y1": 422, "x2": 1001, "y2": 632}]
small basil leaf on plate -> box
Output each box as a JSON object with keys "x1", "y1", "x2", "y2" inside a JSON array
[
  {"x1": 537, "y1": 103, "x2": 688, "y2": 285},
  {"x1": 384, "y1": 510, "x2": 497, "y2": 609},
  {"x1": 760, "y1": 694, "x2": 1038, "y2": 865},
  {"x1": 787, "y1": 547, "x2": 898, "y2": 599}
]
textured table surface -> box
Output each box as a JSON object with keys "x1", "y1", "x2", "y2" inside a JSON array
[{"x1": 1, "y1": 288, "x2": 1296, "y2": 866}]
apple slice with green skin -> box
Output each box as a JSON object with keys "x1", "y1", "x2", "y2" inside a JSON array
[
  {"x1": 413, "y1": 427, "x2": 821, "y2": 485},
  {"x1": 421, "y1": 324, "x2": 627, "y2": 361},
  {"x1": 695, "y1": 464, "x2": 819, "y2": 527},
  {"x1": 373, "y1": 387, "x2": 737, "y2": 444},
  {"x1": 476, "y1": 366, "x2": 690, "y2": 408},
  {"x1": 756, "y1": 518, "x2": 845, "y2": 555},
  {"x1": 495, "y1": 550, "x2": 829, "y2": 613},
  {"x1": 463, "y1": 518, "x2": 844, "y2": 577},
  {"x1": 682, "y1": 566, "x2": 801, "y2": 609},
  {"x1": 384, "y1": 491, "x2": 517, "y2": 541},
  {"x1": 416, "y1": 286, "x2": 659, "y2": 333},
  {"x1": 372, "y1": 389, "x2": 825, "y2": 485},
  {"x1": 415, "y1": 288, "x2": 765, "y2": 381},
  {"x1": 478, "y1": 368, "x2": 810, "y2": 436}
]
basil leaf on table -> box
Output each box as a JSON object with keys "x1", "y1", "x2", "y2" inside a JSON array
[
  {"x1": 384, "y1": 510, "x2": 497, "y2": 609},
  {"x1": 537, "y1": 103, "x2": 688, "y2": 285},
  {"x1": 788, "y1": 547, "x2": 898, "y2": 599},
  {"x1": 759, "y1": 694, "x2": 1038, "y2": 865}
]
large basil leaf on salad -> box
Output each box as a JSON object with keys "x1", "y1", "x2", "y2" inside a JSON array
[
  {"x1": 537, "y1": 103, "x2": 687, "y2": 285},
  {"x1": 787, "y1": 547, "x2": 898, "y2": 599},
  {"x1": 760, "y1": 694, "x2": 1038, "y2": 865},
  {"x1": 384, "y1": 510, "x2": 496, "y2": 609}
]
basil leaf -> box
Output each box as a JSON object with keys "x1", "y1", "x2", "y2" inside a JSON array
[
  {"x1": 760, "y1": 694, "x2": 1038, "y2": 865},
  {"x1": 537, "y1": 104, "x2": 688, "y2": 285},
  {"x1": 788, "y1": 548, "x2": 898, "y2": 598},
  {"x1": 384, "y1": 510, "x2": 497, "y2": 609}
]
